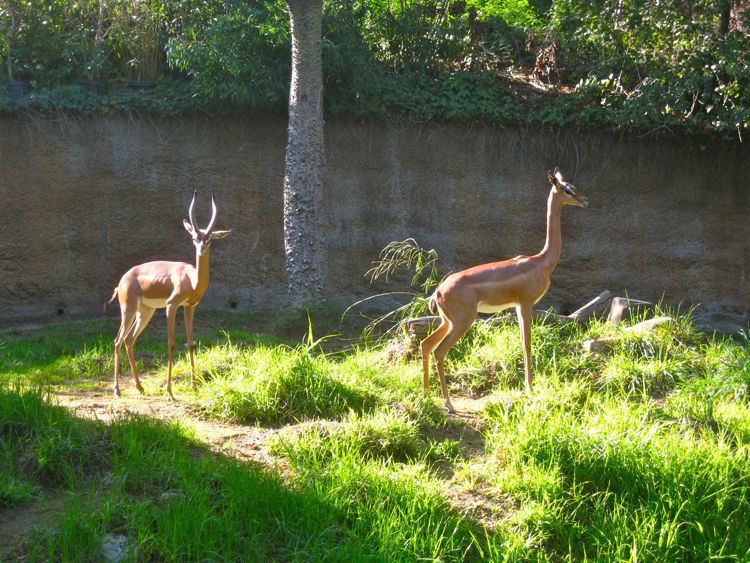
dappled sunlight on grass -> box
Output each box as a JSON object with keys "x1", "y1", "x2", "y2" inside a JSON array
[
  {"x1": 1, "y1": 385, "x2": 425, "y2": 561},
  {"x1": 472, "y1": 383, "x2": 750, "y2": 559},
  {"x1": 184, "y1": 341, "x2": 428, "y2": 424},
  {"x1": 195, "y1": 345, "x2": 380, "y2": 424}
]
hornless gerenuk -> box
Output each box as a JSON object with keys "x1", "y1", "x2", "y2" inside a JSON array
[{"x1": 420, "y1": 168, "x2": 589, "y2": 413}]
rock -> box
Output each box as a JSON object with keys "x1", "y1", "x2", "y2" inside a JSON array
[
  {"x1": 583, "y1": 316, "x2": 675, "y2": 354},
  {"x1": 101, "y1": 534, "x2": 130, "y2": 562},
  {"x1": 477, "y1": 309, "x2": 575, "y2": 326},
  {"x1": 532, "y1": 310, "x2": 575, "y2": 324},
  {"x1": 622, "y1": 316, "x2": 674, "y2": 333},
  {"x1": 607, "y1": 296, "x2": 654, "y2": 325},
  {"x1": 583, "y1": 337, "x2": 617, "y2": 354},
  {"x1": 159, "y1": 491, "x2": 184, "y2": 502},
  {"x1": 568, "y1": 290, "x2": 613, "y2": 322},
  {"x1": 401, "y1": 316, "x2": 439, "y2": 340}
]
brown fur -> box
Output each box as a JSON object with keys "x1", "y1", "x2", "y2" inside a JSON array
[{"x1": 421, "y1": 169, "x2": 588, "y2": 413}]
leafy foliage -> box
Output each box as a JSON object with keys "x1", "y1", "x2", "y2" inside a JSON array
[
  {"x1": 349, "y1": 238, "x2": 443, "y2": 340},
  {"x1": 0, "y1": 0, "x2": 749, "y2": 138},
  {"x1": 166, "y1": 0, "x2": 290, "y2": 110}
]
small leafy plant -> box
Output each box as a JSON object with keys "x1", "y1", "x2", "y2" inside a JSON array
[{"x1": 348, "y1": 238, "x2": 443, "y2": 340}]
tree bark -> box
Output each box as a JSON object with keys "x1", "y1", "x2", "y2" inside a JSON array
[
  {"x1": 5, "y1": 2, "x2": 20, "y2": 81},
  {"x1": 719, "y1": 0, "x2": 732, "y2": 35},
  {"x1": 283, "y1": 0, "x2": 325, "y2": 307}
]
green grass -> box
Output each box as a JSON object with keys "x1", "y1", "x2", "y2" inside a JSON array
[
  {"x1": 1, "y1": 307, "x2": 750, "y2": 560},
  {"x1": 1, "y1": 385, "x2": 474, "y2": 561},
  {"x1": 194, "y1": 344, "x2": 382, "y2": 423},
  {"x1": 0, "y1": 310, "x2": 288, "y2": 392},
  {"x1": 476, "y1": 391, "x2": 750, "y2": 559}
]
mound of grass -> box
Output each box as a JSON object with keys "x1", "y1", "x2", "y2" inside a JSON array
[
  {"x1": 438, "y1": 308, "x2": 750, "y2": 561},
  {"x1": 272, "y1": 406, "x2": 437, "y2": 464},
  {"x1": 272, "y1": 411, "x2": 497, "y2": 561},
  {"x1": 191, "y1": 340, "x2": 428, "y2": 424},
  {"x1": 194, "y1": 343, "x2": 380, "y2": 423},
  {"x1": 476, "y1": 391, "x2": 750, "y2": 560}
]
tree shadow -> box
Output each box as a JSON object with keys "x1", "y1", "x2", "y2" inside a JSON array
[{"x1": 1, "y1": 385, "x2": 500, "y2": 560}]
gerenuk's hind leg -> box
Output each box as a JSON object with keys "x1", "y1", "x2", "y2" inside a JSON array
[
  {"x1": 124, "y1": 306, "x2": 155, "y2": 394},
  {"x1": 420, "y1": 319, "x2": 450, "y2": 393},
  {"x1": 432, "y1": 317, "x2": 474, "y2": 414},
  {"x1": 113, "y1": 307, "x2": 137, "y2": 397}
]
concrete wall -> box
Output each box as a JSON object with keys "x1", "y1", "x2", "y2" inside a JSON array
[{"x1": 1, "y1": 115, "x2": 748, "y2": 328}]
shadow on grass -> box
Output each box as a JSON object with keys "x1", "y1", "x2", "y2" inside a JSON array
[{"x1": 1, "y1": 385, "x2": 496, "y2": 561}]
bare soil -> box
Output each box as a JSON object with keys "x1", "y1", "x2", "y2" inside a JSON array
[
  {"x1": 0, "y1": 492, "x2": 67, "y2": 559},
  {"x1": 56, "y1": 387, "x2": 285, "y2": 471},
  {"x1": 3, "y1": 380, "x2": 505, "y2": 551}
]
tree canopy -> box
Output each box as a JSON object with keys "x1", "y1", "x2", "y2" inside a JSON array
[{"x1": 1, "y1": 0, "x2": 749, "y2": 140}]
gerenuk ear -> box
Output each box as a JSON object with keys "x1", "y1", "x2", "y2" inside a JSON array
[
  {"x1": 210, "y1": 229, "x2": 232, "y2": 240},
  {"x1": 547, "y1": 169, "x2": 557, "y2": 185},
  {"x1": 183, "y1": 218, "x2": 196, "y2": 236},
  {"x1": 554, "y1": 167, "x2": 565, "y2": 184}
]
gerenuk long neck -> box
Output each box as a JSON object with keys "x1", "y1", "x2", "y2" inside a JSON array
[
  {"x1": 193, "y1": 247, "x2": 212, "y2": 296},
  {"x1": 537, "y1": 188, "x2": 564, "y2": 274}
]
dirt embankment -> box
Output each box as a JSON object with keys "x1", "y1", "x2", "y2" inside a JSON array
[{"x1": 2, "y1": 116, "x2": 748, "y2": 329}]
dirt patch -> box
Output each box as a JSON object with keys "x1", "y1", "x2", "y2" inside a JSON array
[
  {"x1": 0, "y1": 492, "x2": 67, "y2": 559},
  {"x1": 55, "y1": 387, "x2": 495, "y2": 475},
  {"x1": 442, "y1": 482, "x2": 516, "y2": 531},
  {"x1": 2, "y1": 386, "x2": 507, "y2": 549},
  {"x1": 432, "y1": 396, "x2": 517, "y2": 526},
  {"x1": 56, "y1": 387, "x2": 284, "y2": 472}
]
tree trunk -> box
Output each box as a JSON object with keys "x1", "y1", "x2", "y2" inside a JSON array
[
  {"x1": 283, "y1": 0, "x2": 325, "y2": 307},
  {"x1": 6, "y1": 3, "x2": 20, "y2": 81},
  {"x1": 719, "y1": 0, "x2": 731, "y2": 35}
]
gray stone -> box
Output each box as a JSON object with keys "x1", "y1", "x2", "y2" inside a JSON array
[
  {"x1": 607, "y1": 296, "x2": 654, "y2": 325},
  {"x1": 622, "y1": 316, "x2": 675, "y2": 333},
  {"x1": 569, "y1": 290, "x2": 613, "y2": 322},
  {"x1": 101, "y1": 534, "x2": 130, "y2": 562}
]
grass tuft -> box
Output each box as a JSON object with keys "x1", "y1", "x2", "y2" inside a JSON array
[{"x1": 195, "y1": 343, "x2": 381, "y2": 423}]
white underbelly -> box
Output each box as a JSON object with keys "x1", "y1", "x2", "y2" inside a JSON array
[
  {"x1": 140, "y1": 296, "x2": 168, "y2": 309},
  {"x1": 477, "y1": 302, "x2": 517, "y2": 314}
]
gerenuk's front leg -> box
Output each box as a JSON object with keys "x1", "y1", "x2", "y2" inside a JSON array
[
  {"x1": 165, "y1": 303, "x2": 178, "y2": 401},
  {"x1": 516, "y1": 303, "x2": 534, "y2": 394},
  {"x1": 184, "y1": 305, "x2": 196, "y2": 389}
]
